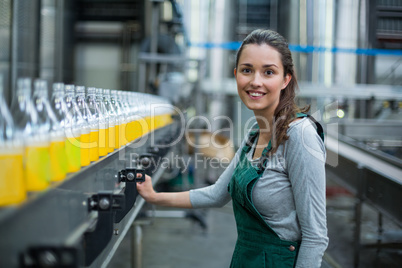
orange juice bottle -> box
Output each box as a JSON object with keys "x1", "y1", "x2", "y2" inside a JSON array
[
  {"x1": 85, "y1": 87, "x2": 99, "y2": 162},
  {"x1": 95, "y1": 88, "x2": 109, "y2": 156},
  {"x1": 136, "y1": 93, "x2": 149, "y2": 135},
  {"x1": 75, "y1": 86, "x2": 93, "y2": 166},
  {"x1": 108, "y1": 121, "x2": 116, "y2": 152},
  {"x1": 0, "y1": 142, "x2": 25, "y2": 206},
  {"x1": 98, "y1": 124, "x2": 108, "y2": 156},
  {"x1": 110, "y1": 90, "x2": 126, "y2": 148},
  {"x1": 30, "y1": 80, "x2": 54, "y2": 189},
  {"x1": 120, "y1": 91, "x2": 134, "y2": 144},
  {"x1": 80, "y1": 129, "x2": 90, "y2": 166},
  {"x1": 65, "y1": 133, "x2": 81, "y2": 172},
  {"x1": 146, "y1": 94, "x2": 155, "y2": 133},
  {"x1": 24, "y1": 139, "x2": 51, "y2": 191},
  {"x1": 132, "y1": 116, "x2": 147, "y2": 141},
  {"x1": 49, "y1": 136, "x2": 67, "y2": 181},
  {"x1": 130, "y1": 92, "x2": 148, "y2": 139},
  {"x1": 89, "y1": 128, "x2": 99, "y2": 161},
  {"x1": 34, "y1": 79, "x2": 67, "y2": 182},
  {"x1": 51, "y1": 83, "x2": 76, "y2": 174},
  {"x1": 64, "y1": 85, "x2": 85, "y2": 170},
  {"x1": 0, "y1": 75, "x2": 26, "y2": 205},
  {"x1": 111, "y1": 92, "x2": 121, "y2": 149},
  {"x1": 160, "y1": 103, "x2": 174, "y2": 128},
  {"x1": 103, "y1": 89, "x2": 117, "y2": 151},
  {"x1": 119, "y1": 91, "x2": 132, "y2": 143},
  {"x1": 10, "y1": 78, "x2": 50, "y2": 192},
  {"x1": 152, "y1": 96, "x2": 173, "y2": 129}
]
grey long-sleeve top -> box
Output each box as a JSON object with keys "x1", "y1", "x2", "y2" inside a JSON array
[{"x1": 189, "y1": 118, "x2": 329, "y2": 268}]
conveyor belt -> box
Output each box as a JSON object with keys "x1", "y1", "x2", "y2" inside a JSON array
[
  {"x1": 326, "y1": 135, "x2": 402, "y2": 185},
  {"x1": 325, "y1": 133, "x2": 402, "y2": 224},
  {"x1": 93, "y1": 165, "x2": 167, "y2": 268},
  {"x1": 0, "y1": 122, "x2": 181, "y2": 268}
]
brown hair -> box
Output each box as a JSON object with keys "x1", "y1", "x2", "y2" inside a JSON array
[{"x1": 235, "y1": 29, "x2": 309, "y2": 153}]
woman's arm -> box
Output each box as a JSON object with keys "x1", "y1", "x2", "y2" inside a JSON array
[
  {"x1": 137, "y1": 126, "x2": 252, "y2": 209},
  {"x1": 286, "y1": 119, "x2": 329, "y2": 268},
  {"x1": 136, "y1": 142, "x2": 243, "y2": 209},
  {"x1": 136, "y1": 174, "x2": 192, "y2": 208},
  {"x1": 136, "y1": 159, "x2": 236, "y2": 209}
]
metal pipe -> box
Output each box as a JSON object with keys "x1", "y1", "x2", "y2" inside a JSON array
[
  {"x1": 353, "y1": 165, "x2": 366, "y2": 268},
  {"x1": 270, "y1": 0, "x2": 278, "y2": 31},
  {"x1": 1, "y1": 0, "x2": 12, "y2": 105},
  {"x1": 306, "y1": 0, "x2": 314, "y2": 82},
  {"x1": 55, "y1": 0, "x2": 65, "y2": 82},
  {"x1": 148, "y1": 1, "x2": 160, "y2": 92},
  {"x1": 131, "y1": 223, "x2": 143, "y2": 268},
  {"x1": 10, "y1": 0, "x2": 18, "y2": 95}
]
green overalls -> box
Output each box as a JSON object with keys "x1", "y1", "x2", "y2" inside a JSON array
[{"x1": 227, "y1": 114, "x2": 324, "y2": 268}]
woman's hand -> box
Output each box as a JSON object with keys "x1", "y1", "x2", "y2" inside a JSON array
[
  {"x1": 136, "y1": 173, "x2": 192, "y2": 208},
  {"x1": 136, "y1": 174, "x2": 156, "y2": 203}
]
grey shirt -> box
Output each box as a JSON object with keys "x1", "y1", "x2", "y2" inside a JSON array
[{"x1": 189, "y1": 118, "x2": 329, "y2": 268}]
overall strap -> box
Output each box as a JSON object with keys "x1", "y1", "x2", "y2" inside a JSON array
[
  {"x1": 296, "y1": 112, "x2": 325, "y2": 142},
  {"x1": 243, "y1": 127, "x2": 260, "y2": 153},
  {"x1": 256, "y1": 113, "x2": 325, "y2": 173}
]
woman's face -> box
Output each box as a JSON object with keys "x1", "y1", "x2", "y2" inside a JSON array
[{"x1": 234, "y1": 44, "x2": 291, "y2": 117}]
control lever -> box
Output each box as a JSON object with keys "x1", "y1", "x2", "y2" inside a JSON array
[
  {"x1": 114, "y1": 168, "x2": 145, "y2": 223},
  {"x1": 83, "y1": 192, "x2": 123, "y2": 266}
]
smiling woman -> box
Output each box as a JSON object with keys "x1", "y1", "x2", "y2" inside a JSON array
[
  {"x1": 234, "y1": 29, "x2": 309, "y2": 155},
  {"x1": 234, "y1": 44, "x2": 291, "y2": 133},
  {"x1": 136, "y1": 29, "x2": 328, "y2": 268}
]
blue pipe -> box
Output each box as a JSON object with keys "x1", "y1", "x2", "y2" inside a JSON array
[{"x1": 189, "y1": 41, "x2": 402, "y2": 56}]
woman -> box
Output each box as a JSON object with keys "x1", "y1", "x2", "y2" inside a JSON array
[{"x1": 136, "y1": 29, "x2": 328, "y2": 268}]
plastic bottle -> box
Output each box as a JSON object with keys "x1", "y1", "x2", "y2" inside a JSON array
[
  {"x1": 156, "y1": 96, "x2": 173, "y2": 128},
  {"x1": 150, "y1": 95, "x2": 162, "y2": 129},
  {"x1": 64, "y1": 85, "x2": 83, "y2": 171},
  {"x1": 0, "y1": 75, "x2": 26, "y2": 205},
  {"x1": 11, "y1": 78, "x2": 50, "y2": 191},
  {"x1": 126, "y1": 91, "x2": 137, "y2": 141},
  {"x1": 130, "y1": 92, "x2": 148, "y2": 140},
  {"x1": 103, "y1": 89, "x2": 117, "y2": 152},
  {"x1": 119, "y1": 91, "x2": 134, "y2": 143},
  {"x1": 51, "y1": 83, "x2": 76, "y2": 173},
  {"x1": 143, "y1": 93, "x2": 153, "y2": 133},
  {"x1": 34, "y1": 79, "x2": 67, "y2": 182},
  {"x1": 85, "y1": 87, "x2": 100, "y2": 162},
  {"x1": 95, "y1": 88, "x2": 109, "y2": 156},
  {"x1": 110, "y1": 90, "x2": 126, "y2": 147},
  {"x1": 75, "y1": 86, "x2": 91, "y2": 166}
]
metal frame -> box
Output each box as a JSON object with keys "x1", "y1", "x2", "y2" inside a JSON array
[{"x1": 325, "y1": 133, "x2": 402, "y2": 267}]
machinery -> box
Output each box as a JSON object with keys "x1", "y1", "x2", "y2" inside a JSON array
[{"x1": 0, "y1": 117, "x2": 182, "y2": 268}]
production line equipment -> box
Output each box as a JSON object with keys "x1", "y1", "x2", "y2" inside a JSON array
[
  {"x1": 0, "y1": 80, "x2": 182, "y2": 268},
  {"x1": 325, "y1": 120, "x2": 402, "y2": 267}
]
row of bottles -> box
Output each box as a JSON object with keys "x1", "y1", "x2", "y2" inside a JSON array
[{"x1": 0, "y1": 77, "x2": 174, "y2": 207}]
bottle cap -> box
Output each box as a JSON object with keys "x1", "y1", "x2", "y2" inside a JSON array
[{"x1": 65, "y1": 84, "x2": 75, "y2": 93}]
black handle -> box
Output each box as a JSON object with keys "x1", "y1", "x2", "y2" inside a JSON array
[
  {"x1": 83, "y1": 192, "x2": 123, "y2": 266},
  {"x1": 114, "y1": 169, "x2": 146, "y2": 223},
  {"x1": 20, "y1": 246, "x2": 79, "y2": 268}
]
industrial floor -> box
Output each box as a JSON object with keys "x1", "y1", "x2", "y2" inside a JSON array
[{"x1": 108, "y1": 174, "x2": 402, "y2": 268}]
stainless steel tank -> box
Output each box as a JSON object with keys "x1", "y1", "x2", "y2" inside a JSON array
[{"x1": 0, "y1": 0, "x2": 12, "y2": 104}]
